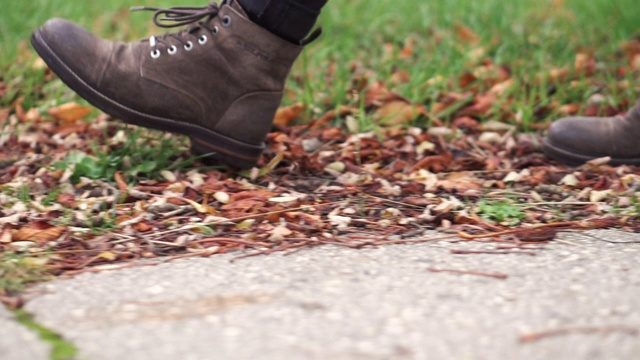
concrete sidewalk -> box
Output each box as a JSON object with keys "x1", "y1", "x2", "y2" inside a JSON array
[{"x1": 3, "y1": 229, "x2": 640, "y2": 360}]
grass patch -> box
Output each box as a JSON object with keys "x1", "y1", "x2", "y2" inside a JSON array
[
  {"x1": 53, "y1": 127, "x2": 205, "y2": 184},
  {"x1": 2, "y1": 0, "x2": 639, "y2": 125},
  {"x1": 13, "y1": 309, "x2": 78, "y2": 360},
  {"x1": 0, "y1": 254, "x2": 53, "y2": 296},
  {"x1": 477, "y1": 199, "x2": 526, "y2": 225}
]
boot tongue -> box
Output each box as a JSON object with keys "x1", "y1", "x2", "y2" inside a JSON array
[{"x1": 223, "y1": 0, "x2": 250, "y2": 19}]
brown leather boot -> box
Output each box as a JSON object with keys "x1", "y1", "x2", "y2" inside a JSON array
[
  {"x1": 31, "y1": 0, "x2": 309, "y2": 168},
  {"x1": 543, "y1": 99, "x2": 640, "y2": 166}
]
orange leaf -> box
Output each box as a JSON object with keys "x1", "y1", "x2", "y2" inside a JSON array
[
  {"x1": 13, "y1": 226, "x2": 65, "y2": 243},
  {"x1": 133, "y1": 222, "x2": 153, "y2": 232},
  {"x1": 273, "y1": 103, "x2": 305, "y2": 126},
  {"x1": 47, "y1": 102, "x2": 93, "y2": 122},
  {"x1": 455, "y1": 24, "x2": 480, "y2": 44},
  {"x1": 114, "y1": 171, "x2": 128, "y2": 193}
]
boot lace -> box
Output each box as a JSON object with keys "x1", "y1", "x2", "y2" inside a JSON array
[{"x1": 132, "y1": 1, "x2": 230, "y2": 58}]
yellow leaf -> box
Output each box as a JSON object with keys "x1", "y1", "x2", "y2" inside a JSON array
[
  {"x1": 182, "y1": 197, "x2": 214, "y2": 214},
  {"x1": 99, "y1": 252, "x2": 118, "y2": 261},
  {"x1": 236, "y1": 219, "x2": 256, "y2": 230}
]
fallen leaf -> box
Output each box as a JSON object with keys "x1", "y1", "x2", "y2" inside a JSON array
[
  {"x1": 182, "y1": 198, "x2": 214, "y2": 214},
  {"x1": 115, "y1": 171, "x2": 128, "y2": 193},
  {"x1": 133, "y1": 222, "x2": 153, "y2": 232},
  {"x1": 56, "y1": 193, "x2": 76, "y2": 208},
  {"x1": 13, "y1": 226, "x2": 65, "y2": 243},
  {"x1": 269, "y1": 225, "x2": 293, "y2": 241},
  {"x1": 0, "y1": 229, "x2": 12, "y2": 243},
  {"x1": 273, "y1": 103, "x2": 305, "y2": 126},
  {"x1": 47, "y1": 102, "x2": 93, "y2": 122},
  {"x1": 455, "y1": 24, "x2": 480, "y2": 44},
  {"x1": 373, "y1": 100, "x2": 425, "y2": 126}
]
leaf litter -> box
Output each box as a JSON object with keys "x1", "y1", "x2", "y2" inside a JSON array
[{"x1": 2, "y1": 35, "x2": 640, "y2": 297}]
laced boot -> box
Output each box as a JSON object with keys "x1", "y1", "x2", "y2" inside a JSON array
[
  {"x1": 31, "y1": 0, "x2": 317, "y2": 168},
  {"x1": 543, "y1": 99, "x2": 640, "y2": 166}
]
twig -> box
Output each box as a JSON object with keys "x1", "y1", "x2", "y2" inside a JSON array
[
  {"x1": 358, "y1": 192, "x2": 426, "y2": 209},
  {"x1": 457, "y1": 222, "x2": 582, "y2": 240},
  {"x1": 427, "y1": 267, "x2": 508, "y2": 279},
  {"x1": 189, "y1": 237, "x2": 270, "y2": 248},
  {"x1": 451, "y1": 249, "x2": 537, "y2": 256},
  {"x1": 520, "y1": 325, "x2": 638, "y2": 343}
]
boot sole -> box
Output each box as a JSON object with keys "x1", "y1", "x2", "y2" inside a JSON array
[
  {"x1": 31, "y1": 29, "x2": 263, "y2": 169},
  {"x1": 543, "y1": 139, "x2": 640, "y2": 166}
]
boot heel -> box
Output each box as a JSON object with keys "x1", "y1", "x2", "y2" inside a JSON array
[{"x1": 190, "y1": 137, "x2": 261, "y2": 169}]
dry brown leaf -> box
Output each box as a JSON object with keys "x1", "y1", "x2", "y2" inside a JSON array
[
  {"x1": 53, "y1": 122, "x2": 88, "y2": 137},
  {"x1": 133, "y1": 222, "x2": 153, "y2": 232},
  {"x1": 114, "y1": 171, "x2": 128, "y2": 193},
  {"x1": 399, "y1": 38, "x2": 415, "y2": 59},
  {"x1": 390, "y1": 70, "x2": 411, "y2": 85},
  {"x1": 574, "y1": 52, "x2": 595, "y2": 75},
  {"x1": 452, "y1": 116, "x2": 479, "y2": 130},
  {"x1": 0, "y1": 82, "x2": 8, "y2": 99},
  {"x1": 56, "y1": 193, "x2": 76, "y2": 208},
  {"x1": 13, "y1": 226, "x2": 65, "y2": 243},
  {"x1": 0, "y1": 108, "x2": 9, "y2": 123},
  {"x1": 310, "y1": 106, "x2": 358, "y2": 130},
  {"x1": 488, "y1": 79, "x2": 514, "y2": 96},
  {"x1": 365, "y1": 81, "x2": 410, "y2": 107},
  {"x1": 373, "y1": 100, "x2": 425, "y2": 126},
  {"x1": 455, "y1": 24, "x2": 480, "y2": 44},
  {"x1": 557, "y1": 104, "x2": 580, "y2": 115},
  {"x1": 47, "y1": 102, "x2": 93, "y2": 122},
  {"x1": 273, "y1": 103, "x2": 305, "y2": 126},
  {"x1": 24, "y1": 108, "x2": 41, "y2": 122},
  {"x1": 0, "y1": 229, "x2": 12, "y2": 244}
]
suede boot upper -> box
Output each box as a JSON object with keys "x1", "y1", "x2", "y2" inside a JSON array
[
  {"x1": 544, "y1": 99, "x2": 640, "y2": 166},
  {"x1": 32, "y1": 0, "x2": 305, "y2": 168}
]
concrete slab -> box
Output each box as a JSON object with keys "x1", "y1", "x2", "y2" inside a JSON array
[
  {"x1": 0, "y1": 305, "x2": 50, "y2": 360},
  {"x1": 22, "y1": 229, "x2": 640, "y2": 360}
]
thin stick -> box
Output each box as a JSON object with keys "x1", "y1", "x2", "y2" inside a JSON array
[
  {"x1": 457, "y1": 222, "x2": 581, "y2": 240},
  {"x1": 427, "y1": 267, "x2": 508, "y2": 279},
  {"x1": 520, "y1": 325, "x2": 638, "y2": 343},
  {"x1": 451, "y1": 249, "x2": 537, "y2": 256}
]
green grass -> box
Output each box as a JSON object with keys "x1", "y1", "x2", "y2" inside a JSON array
[
  {"x1": 0, "y1": 254, "x2": 53, "y2": 296},
  {"x1": 14, "y1": 309, "x2": 78, "y2": 360},
  {"x1": 1, "y1": 0, "x2": 639, "y2": 125},
  {"x1": 52, "y1": 127, "x2": 206, "y2": 184},
  {"x1": 477, "y1": 199, "x2": 526, "y2": 225}
]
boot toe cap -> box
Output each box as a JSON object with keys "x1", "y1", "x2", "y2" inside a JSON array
[
  {"x1": 33, "y1": 18, "x2": 114, "y2": 87},
  {"x1": 546, "y1": 116, "x2": 604, "y2": 153}
]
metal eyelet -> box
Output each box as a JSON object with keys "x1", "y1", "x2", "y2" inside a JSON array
[
  {"x1": 212, "y1": 26, "x2": 219, "y2": 35},
  {"x1": 198, "y1": 35, "x2": 208, "y2": 45},
  {"x1": 150, "y1": 49, "x2": 161, "y2": 59},
  {"x1": 222, "y1": 15, "x2": 232, "y2": 27},
  {"x1": 184, "y1": 41, "x2": 194, "y2": 51},
  {"x1": 167, "y1": 46, "x2": 178, "y2": 55}
]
